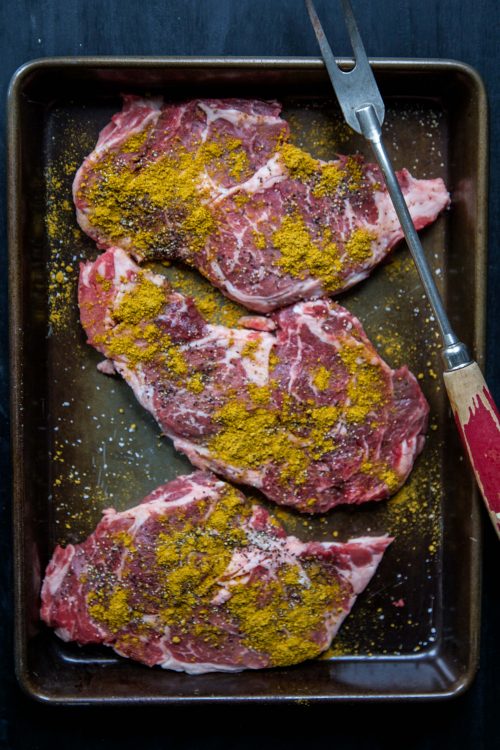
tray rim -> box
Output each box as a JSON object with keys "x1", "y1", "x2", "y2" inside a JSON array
[{"x1": 8, "y1": 55, "x2": 487, "y2": 704}]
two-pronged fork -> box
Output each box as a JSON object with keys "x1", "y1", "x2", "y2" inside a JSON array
[{"x1": 306, "y1": 0, "x2": 500, "y2": 538}]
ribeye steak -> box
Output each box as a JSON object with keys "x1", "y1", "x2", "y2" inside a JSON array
[
  {"x1": 79, "y1": 247, "x2": 429, "y2": 514},
  {"x1": 73, "y1": 95, "x2": 449, "y2": 312},
  {"x1": 41, "y1": 471, "x2": 392, "y2": 673}
]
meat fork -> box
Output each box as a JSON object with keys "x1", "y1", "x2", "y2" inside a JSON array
[{"x1": 306, "y1": 0, "x2": 500, "y2": 539}]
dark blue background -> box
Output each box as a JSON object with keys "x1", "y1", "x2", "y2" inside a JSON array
[{"x1": 1, "y1": 1, "x2": 499, "y2": 747}]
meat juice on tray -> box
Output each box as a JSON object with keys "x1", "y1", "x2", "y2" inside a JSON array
[{"x1": 41, "y1": 96, "x2": 448, "y2": 670}]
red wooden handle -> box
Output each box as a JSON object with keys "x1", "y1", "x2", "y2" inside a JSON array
[{"x1": 443, "y1": 362, "x2": 500, "y2": 538}]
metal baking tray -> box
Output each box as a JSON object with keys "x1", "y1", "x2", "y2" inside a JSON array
[{"x1": 8, "y1": 57, "x2": 486, "y2": 703}]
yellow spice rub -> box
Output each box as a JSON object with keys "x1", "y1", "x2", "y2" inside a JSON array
[
  {"x1": 208, "y1": 339, "x2": 392, "y2": 488},
  {"x1": 272, "y1": 143, "x2": 378, "y2": 284},
  {"x1": 85, "y1": 487, "x2": 346, "y2": 667},
  {"x1": 208, "y1": 398, "x2": 310, "y2": 484},
  {"x1": 164, "y1": 262, "x2": 245, "y2": 328},
  {"x1": 271, "y1": 211, "x2": 375, "y2": 291},
  {"x1": 88, "y1": 588, "x2": 132, "y2": 631},
  {"x1": 280, "y1": 142, "x2": 318, "y2": 180},
  {"x1": 82, "y1": 144, "x2": 216, "y2": 253},
  {"x1": 90, "y1": 270, "x2": 398, "y2": 496},
  {"x1": 312, "y1": 365, "x2": 331, "y2": 391},
  {"x1": 338, "y1": 345, "x2": 386, "y2": 423},
  {"x1": 279, "y1": 143, "x2": 365, "y2": 196},
  {"x1": 272, "y1": 214, "x2": 343, "y2": 288},
  {"x1": 91, "y1": 263, "x2": 399, "y2": 493},
  {"x1": 80, "y1": 122, "x2": 376, "y2": 279},
  {"x1": 78, "y1": 130, "x2": 252, "y2": 256},
  {"x1": 92, "y1": 271, "x2": 188, "y2": 376},
  {"x1": 225, "y1": 563, "x2": 344, "y2": 665},
  {"x1": 271, "y1": 213, "x2": 376, "y2": 291}
]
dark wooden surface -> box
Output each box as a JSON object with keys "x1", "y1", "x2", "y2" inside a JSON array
[{"x1": 1, "y1": 1, "x2": 499, "y2": 747}]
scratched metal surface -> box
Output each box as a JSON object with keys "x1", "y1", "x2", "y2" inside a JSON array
[{"x1": 11, "y1": 60, "x2": 483, "y2": 701}]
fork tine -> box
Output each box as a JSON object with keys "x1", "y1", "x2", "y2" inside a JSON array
[
  {"x1": 339, "y1": 0, "x2": 385, "y2": 129},
  {"x1": 305, "y1": 0, "x2": 385, "y2": 134},
  {"x1": 305, "y1": 0, "x2": 359, "y2": 130},
  {"x1": 305, "y1": 1, "x2": 344, "y2": 82},
  {"x1": 339, "y1": 0, "x2": 371, "y2": 69}
]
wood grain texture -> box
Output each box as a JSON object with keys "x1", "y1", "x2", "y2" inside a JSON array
[{"x1": 0, "y1": 0, "x2": 499, "y2": 747}]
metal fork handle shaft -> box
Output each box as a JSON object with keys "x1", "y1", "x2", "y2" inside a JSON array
[{"x1": 356, "y1": 105, "x2": 471, "y2": 370}]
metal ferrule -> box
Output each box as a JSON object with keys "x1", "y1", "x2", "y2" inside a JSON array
[
  {"x1": 356, "y1": 104, "x2": 382, "y2": 141},
  {"x1": 442, "y1": 341, "x2": 472, "y2": 371}
]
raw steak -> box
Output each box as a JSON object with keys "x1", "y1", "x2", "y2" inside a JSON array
[
  {"x1": 78, "y1": 247, "x2": 429, "y2": 514},
  {"x1": 73, "y1": 95, "x2": 450, "y2": 312},
  {"x1": 40, "y1": 471, "x2": 392, "y2": 673}
]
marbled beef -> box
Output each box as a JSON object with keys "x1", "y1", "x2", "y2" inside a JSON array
[
  {"x1": 41, "y1": 471, "x2": 392, "y2": 673},
  {"x1": 73, "y1": 95, "x2": 449, "y2": 312},
  {"x1": 78, "y1": 247, "x2": 429, "y2": 514}
]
